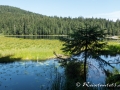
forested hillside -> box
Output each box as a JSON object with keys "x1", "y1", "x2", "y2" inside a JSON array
[{"x1": 0, "y1": 5, "x2": 120, "y2": 35}]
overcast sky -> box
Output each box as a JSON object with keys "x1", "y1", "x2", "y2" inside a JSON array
[{"x1": 1, "y1": 0, "x2": 120, "y2": 21}]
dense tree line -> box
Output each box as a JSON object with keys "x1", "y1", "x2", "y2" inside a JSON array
[{"x1": 0, "y1": 5, "x2": 120, "y2": 35}]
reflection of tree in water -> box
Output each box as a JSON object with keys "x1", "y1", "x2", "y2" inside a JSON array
[{"x1": 7, "y1": 35, "x2": 67, "y2": 40}]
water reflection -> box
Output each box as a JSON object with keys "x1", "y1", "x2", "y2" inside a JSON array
[
  {"x1": 0, "y1": 55, "x2": 120, "y2": 90},
  {"x1": 0, "y1": 59, "x2": 64, "y2": 90},
  {"x1": 6, "y1": 35, "x2": 68, "y2": 39},
  {"x1": 88, "y1": 55, "x2": 120, "y2": 84}
]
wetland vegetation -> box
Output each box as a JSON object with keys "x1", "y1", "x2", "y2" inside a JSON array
[
  {"x1": 0, "y1": 36, "x2": 64, "y2": 61},
  {"x1": 0, "y1": 36, "x2": 120, "y2": 62},
  {"x1": 1, "y1": 5, "x2": 120, "y2": 90}
]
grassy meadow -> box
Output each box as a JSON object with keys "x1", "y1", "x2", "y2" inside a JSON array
[
  {"x1": 0, "y1": 36, "x2": 64, "y2": 60},
  {"x1": 0, "y1": 36, "x2": 120, "y2": 61},
  {"x1": 105, "y1": 41, "x2": 120, "y2": 55}
]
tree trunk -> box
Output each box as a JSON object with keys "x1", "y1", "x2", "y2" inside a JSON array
[
  {"x1": 84, "y1": 50, "x2": 87, "y2": 82},
  {"x1": 84, "y1": 27, "x2": 88, "y2": 90}
]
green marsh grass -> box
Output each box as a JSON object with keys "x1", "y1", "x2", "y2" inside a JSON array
[
  {"x1": 1, "y1": 36, "x2": 120, "y2": 61},
  {"x1": 0, "y1": 36, "x2": 64, "y2": 60},
  {"x1": 103, "y1": 41, "x2": 120, "y2": 56}
]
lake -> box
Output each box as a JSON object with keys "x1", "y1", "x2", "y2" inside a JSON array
[
  {"x1": 1, "y1": 36, "x2": 120, "y2": 89},
  {"x1": 6, "y1": 35, "x2": 68, "y2": 39},
  {"x1": 0, "y1": 59, "x2": 65, "y2": 90},
  {"x1": 0, "y1": 55, "x2": 120, "y2": 90},
  {"x1": 88, "y1": 55, "x2": 120, "y2": 83}
]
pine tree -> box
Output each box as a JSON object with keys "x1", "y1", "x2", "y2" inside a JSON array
[{"x1": 60, "y1": 25, "x2": 112, "y2": 82}]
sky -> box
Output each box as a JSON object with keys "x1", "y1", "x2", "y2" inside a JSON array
[{"x1": 0, "y1": 0, "x2": 120, "y2": 21}]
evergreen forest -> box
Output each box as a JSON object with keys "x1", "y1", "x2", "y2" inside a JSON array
[{"x1": 0, "y1": 5, "x2": 120, "y2": 35}]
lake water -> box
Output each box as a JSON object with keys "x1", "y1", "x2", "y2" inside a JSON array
[
  {"x1": 2, "y1": 36, "x2": 120, "y2": 89},
  {"x1": 6, "y1": 35, "x2": 68, "y2": 39},
  {"x1": 0, "y1": 59, "x2": 65, "y2": 90},
  {"x1": 0, "y1": 55, "x2": 120, "y2": 90},
  {"x1": 87, "y1": 55, "x2": 120, "y2": 90}
]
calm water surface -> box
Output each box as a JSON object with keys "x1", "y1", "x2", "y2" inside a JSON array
[
  {"x1": 88, "y1": 55, "x2": 120, "y2": 84},
  {"x1": 0, "y1": 56, "x2": 120, "y2": 90},
  {"x1": 0, "y1": 59, "x2": 64, "y2": 90},
  {"x1": 6, "y1": 35, "x2": 68, "y2": 39}
]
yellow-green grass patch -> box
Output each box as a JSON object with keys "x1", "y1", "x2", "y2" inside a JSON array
[{"x1": 0, "y1": 36, "x2": 64, "y2": 60}]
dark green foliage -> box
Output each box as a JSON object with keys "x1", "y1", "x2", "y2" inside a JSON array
[
  {"x1": 60, "y1": 26, "x2": 112, "y2": 67},
  {"x1": 106, "y1": 68, "x2": 120, "y2": 90},
  {"x1": 60, "y1": 26, "x2": 113, "y2": 83},
  {"x1": 65, "y1": 60, "x2": 84, "y2": 79},
  {"x1": 107, "y1": 74, "x2": 120, "y2": 84},
  {"x1": 0, "y1": 5, "x2": 120, "y2": 35},
  {"x1": 61, "y1": 26, "x2": 107, "y2": 55},
  {"x1": 63, "y1": 60, "x2": 85, "y2": 90}
]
